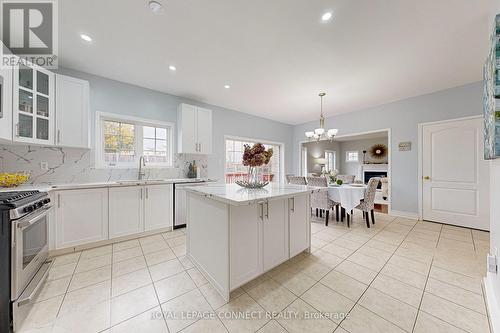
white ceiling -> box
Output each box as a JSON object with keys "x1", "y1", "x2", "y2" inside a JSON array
[{"x1": 59, "y1": 0, "x2": 492, "y2": 125}]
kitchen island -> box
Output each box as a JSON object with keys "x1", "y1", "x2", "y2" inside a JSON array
[{"x1": 184, "y1": 183, "x2": 318, "y2": 301}]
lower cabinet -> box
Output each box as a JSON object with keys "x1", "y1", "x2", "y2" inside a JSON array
[
  {"x1": 55, "y1": 188, "x2": 108, "y2": 249},
  {"x1": 144, "y1": 184, "x2": 173, "y2": 231},
  {"x1": 53, "y1": 184, "x2": 173, "y2": 250},
  {"x1": 109, "y1": 186, "x2": 144, "y2": 238},
  {"x1": 230, "y1": 203, "x2": 263, "y2": 288},
  {"x1": 230, "y1": 197, "x2": 299, "y2": 288},
  {"x1": 263, "y1": 199, "x2": 288, "y2": 271},
  {"x1": 289, "y1": 194, "x2": 310, "y2": 257}
]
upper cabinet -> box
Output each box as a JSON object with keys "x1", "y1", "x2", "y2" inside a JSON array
[
  {"x1": 0, "y1": 67, "x2": 13, "y2": 142},
  {"x1": 55, "y1": 74, "x2": 90, "y2": 148},
  {"x1": 13, "y1": 62, "x2": 55, "y2": 145},
  {"x1": 177, "y1": 103, "x2": 212, "y2": 154}
]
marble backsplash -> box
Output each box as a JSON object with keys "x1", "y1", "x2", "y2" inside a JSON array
[{"x1": 0, "y1": 144, "x2": 208, "y2": 184}]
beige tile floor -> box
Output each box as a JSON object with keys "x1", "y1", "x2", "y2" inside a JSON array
[{"x1": 18, "y1": 212, "x2": 492, "y2": 333}]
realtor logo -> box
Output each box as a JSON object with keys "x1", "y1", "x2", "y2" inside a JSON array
[{"x1": 0, "y1": 0, "x2": 58, "y2": 68}]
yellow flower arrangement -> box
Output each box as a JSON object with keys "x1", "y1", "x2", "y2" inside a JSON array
[{"x1": 0, "y1": 172, "x2": 31, "y2": 188}]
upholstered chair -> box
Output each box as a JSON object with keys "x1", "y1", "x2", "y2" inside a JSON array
[
  {"x1": 306, "y1": 177, "x2": 339, "y2": 225},
  {"x1": 287, "y1": 176, "x2": 307, "y2": 185},
  {"x1": 355, "y1": 177, "x2": 380, "y2": 228},
  {"x1": 336, "y1": 174, "x2": 356, "y2": 184},
  {"x1": 381, "y1": 177, "x2": 389, "y2": 200}
]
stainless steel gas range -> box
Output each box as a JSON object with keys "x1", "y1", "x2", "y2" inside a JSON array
[{"x1": 0, "y1": 190, "x2": 53, "y2": 332}]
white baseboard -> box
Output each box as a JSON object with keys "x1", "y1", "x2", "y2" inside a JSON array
[
  {"x1": 484, "y1": 275, "x2": 500, "y2": 333},
  {"x1": 390, "y1": 210, "x2": 419, "y2": 220}
]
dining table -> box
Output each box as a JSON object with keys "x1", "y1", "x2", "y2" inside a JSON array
[{"x1": 328, "y1": 184, "x2": 367, "y2": 222}]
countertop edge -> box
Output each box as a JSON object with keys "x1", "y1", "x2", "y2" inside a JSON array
[{"x1": 184, "y1": 187, "x2": 320, "y2": 206}]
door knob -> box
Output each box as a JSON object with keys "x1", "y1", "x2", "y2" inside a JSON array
[{"x1": 423, "y1": 176, "x2": 430, "y2": 180}]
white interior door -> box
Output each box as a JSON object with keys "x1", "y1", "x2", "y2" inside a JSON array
[{"x1": 422, "y1": 117, "x2": 490, "y2": 230}]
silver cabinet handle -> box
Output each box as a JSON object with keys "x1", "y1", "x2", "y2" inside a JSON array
[
  {"x1": 57, "y1": 130, "x2": 61, "y2": 144},
  {"x1": 58, "y1": 194, "x2": 61, "y2": 208},
  {"x1": 199, "y1": 142, "x2": 202, "y2": 152},
  {"x1": 15, "y1": 123, "x2": 19, "y2": 137},
  {"x1": 265, "y1": 202, "x2": 269, "y2": 219},
  {"x1": 259, "y1": 203, "x2": 264, "y2": 221},
  {"x1": 290, "y1": 197, "x2": 295, "y2": 212}
]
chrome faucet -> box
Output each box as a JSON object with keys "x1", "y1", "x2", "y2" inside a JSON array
[{"x1": 138, "y1": 156, "x2": 146, "y2": 180}]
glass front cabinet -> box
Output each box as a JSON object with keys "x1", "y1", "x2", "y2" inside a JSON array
[{"x1": 13, "y1": 62, "x2": 55, "y2": 145}]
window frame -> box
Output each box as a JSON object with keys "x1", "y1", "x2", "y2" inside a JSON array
[
  {"x1": 96, "y1": 111, "x2": 175, "y2": 169},
  {"x1": 224, "y1": 135, "x2": 285, "y2": 184},
  {"x1": 345, "y1": 150, "x2": 359, "y2": 163}
]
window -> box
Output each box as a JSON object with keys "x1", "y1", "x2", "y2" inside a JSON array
[
  {"x1": 325, "y1": 150, "x2": 336, "y2": 172},
  {"x1": 143, "y1": 126, "x2": 168, "y2": 164},
  {"x1": 225, "y1": 137, "x2": 283, "y2": 183},
  {"x1": 345, "y1": 151, "x2": 359, "y2": 162},
  {"x1": 98, "y1": 112, "x2": 173, "y2": 167}
]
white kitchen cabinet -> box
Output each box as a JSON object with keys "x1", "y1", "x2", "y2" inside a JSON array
[
  {"x1": 288, "y1": 194, "x2": 310, "y2": 257},
  {"x1": 55, "y1": 74, "x2": 90, "y2": 148},
  {"x1": 230, "y1": 198, "x2": 290, "y2": 287},
  {"x1": 0, "y1": 66, "x2": 13, "y2": 141},
  {"x1": 109, "y1": 186, "x2": 144, "y2": 238},
  {"x1": 262, "y1": 200, "x2": 288, "y2": 271},
  {"x1": 13, "y1": 61, "x2": 55, "y2": 145},
  {"x1": 177, "y1": 103, "x2": 212, "y2": 154},
  {"x1": 229, "y1": 203, "x2": 263, "y2": 288},
  {"x1": 144, "y1": 184, "x2": 173, "y2": 231},
  {"x1": 54, "y1": 188, "x2": 108, "y2": 249}
]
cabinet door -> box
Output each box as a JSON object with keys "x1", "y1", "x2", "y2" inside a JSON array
[
  {"x1": 289, "y1": 195, "x2": 310, "y2": 257},
  {"x1": 196, "y1": 107, "x2": 212, "y2": 154},
  {"x1": 109, "y1": 186, "x2": 144, "y2": 238},
  {"x1": 0, "y1": 66, "x2": 13, "y2": 141},
  {"x1": 55, "y1": 74, "x2": 89, "y2": 148},
  {"x1": 144, "y1": 184, "x2": 173, "y2": 231},
  {"x1": 178, "y1": 103, "x2": 197, "y2": 154},
  {"x1": 13, "y1": 61, "x2": 54, "y2": 145},
  {"x1": 230, "y1": 203, "x2": 263, "y2": 288},
  {"x1": 262, "y1": 199, "x2": 288, "y2": 271},
  {"x1": 55, "y1": 188, "x2": 108, "y2": 249}
]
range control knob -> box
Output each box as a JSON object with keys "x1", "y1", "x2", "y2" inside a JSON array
[
  {"x1": 23, "y1": 205, "x2": 35, "y2": 213},
  {"x1": 42, "y1": 198, "x2": 51, "y2": 205}
]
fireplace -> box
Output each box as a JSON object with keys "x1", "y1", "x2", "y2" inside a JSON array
[{"x1": 364, "y1": 171, "x2": 387, "y2": 189}]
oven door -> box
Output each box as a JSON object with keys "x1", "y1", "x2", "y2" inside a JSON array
[{"x1": 11, "y1": 205, "x2": 52, "y2": 300}]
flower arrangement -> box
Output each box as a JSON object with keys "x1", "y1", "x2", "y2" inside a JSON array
[
  {"x1": 242, "y1": 143, "x2": 273, "y2": 167},
  {"x1": 236, "y1": 143, "x2": 274, "y2": 188}
]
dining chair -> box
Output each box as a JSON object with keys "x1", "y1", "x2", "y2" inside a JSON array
[
  {"x1": 336, "y1": 175, "x2": 356, "y2": 184},
  {"x1": 288, "y1": 176, "x2": 307, "y2": 185},
  {"x1": 355, "y1": 177, "x2": 380, "y2": 228},
  {"x1": 306, "y1": 177, "x2": 339, "y2": 226}
]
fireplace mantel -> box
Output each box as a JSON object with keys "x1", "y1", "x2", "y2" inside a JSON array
[{"x1": 357, "y1": 163, "x2": 388, "y2": 181}]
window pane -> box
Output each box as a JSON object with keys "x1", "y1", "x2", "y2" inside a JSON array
[
  {"x1": 143, "y1": 126, "x2": 155, "y2": 138},
  {"x1": 144, "y1": 138, "x2": 155, "y2": 151},
  {"x1": 156, "y1": 140, "x2": 167, "y2": 152},
  {"x1": 103, "y1": 120, "x2": 136, "y2": 165},
  {"x1": 156, "y1": 128, "x2": 167, "y2": 139}
]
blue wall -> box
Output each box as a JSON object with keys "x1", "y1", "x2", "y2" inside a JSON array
[
  {"x1": 56, "y1": 67, "x2": 294, "y2": 181},
  {"x1": 292, "y1": 81, "x2": 483, "y2": 215}
]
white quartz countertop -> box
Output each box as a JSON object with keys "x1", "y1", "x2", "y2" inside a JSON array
[
  {"x1": 0, "y1": 178, "x2": 216, "y2": 192},
  {"x1": 183, "y1": 183, "x2": 324, "y2": 206}
]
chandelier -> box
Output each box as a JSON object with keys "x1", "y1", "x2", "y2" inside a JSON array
[{"x1": 305, "y1": 93, "x2": 338, "y2": 141}]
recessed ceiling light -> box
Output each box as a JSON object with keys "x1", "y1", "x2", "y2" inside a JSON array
[
  {"x1": 168, "y1": 65, "x2": 176, "y2": 71},
  {"x1": 149, "y1": 0, "x2": 162, "y2": 14},
  {"x1": 80, "y1": 33, "x2": 92, "y2": 42},
  {"x1": 224, "y1": 84, "x2": 231, "y2": 89},
  {"x1": 321, "y1": 12, "x2": 333, "y2": 22}
]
